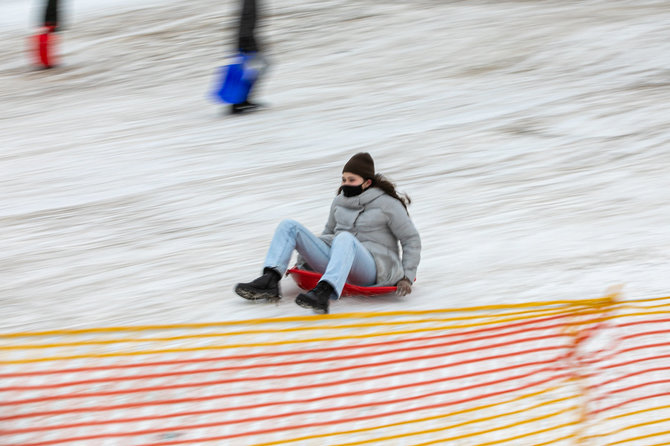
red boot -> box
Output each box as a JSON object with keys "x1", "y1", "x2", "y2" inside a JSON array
[{"x1": 34, "y1": 26, "x2": 58, "y2": 69}]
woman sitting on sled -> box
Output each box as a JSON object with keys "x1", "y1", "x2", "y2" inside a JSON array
[{"x1": 234, "y1": 152, "x2": 421, "y2": 313}]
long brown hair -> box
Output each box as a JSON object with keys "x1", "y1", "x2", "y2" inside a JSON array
[{"x1": 338, "y1": 173, "x2": 412, "y2": 213}]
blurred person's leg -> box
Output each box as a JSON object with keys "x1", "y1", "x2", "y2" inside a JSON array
[
  {"x1": 35, "y1": 0, "x2": 59, "y2": 68},
  {"x1": 44, "y1": 0, "x2": 59, "y2": 28},
  {"x1": 231, "y1": 0, "x2": 267, "y2": 114},
  {"x1": 237, "y1": 0, "x2": 258, "y2": 53}
]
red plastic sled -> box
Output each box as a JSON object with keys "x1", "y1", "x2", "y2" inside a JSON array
[{"x1": 287, "y1": 268, "x2": 397, "y2": 297}]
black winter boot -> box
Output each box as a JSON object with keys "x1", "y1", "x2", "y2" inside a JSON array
[
  {"x1": 230, "y1": 100, "x2": 261, "y2": 115},
  {"x1": 295, "y1": 281, "x2": 334, "y2": 314},
  {"x1": 235, "y1": 268, "x2": 281, "y2": 301}
]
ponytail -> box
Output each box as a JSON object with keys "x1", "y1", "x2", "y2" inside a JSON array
[{"x1": 372, "y1": 174, "x2": 411, "y2": 213}]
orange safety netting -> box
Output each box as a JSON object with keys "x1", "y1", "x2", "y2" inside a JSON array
[{"x1": 1, "y1": 294, "x2": 669, "y2": 445}]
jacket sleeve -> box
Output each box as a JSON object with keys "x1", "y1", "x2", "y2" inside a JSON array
[{"x1": 386, "y1": 201, "x2": 421, "y2": 283}]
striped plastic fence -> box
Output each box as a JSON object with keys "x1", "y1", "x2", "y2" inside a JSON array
[{"x1": 1, "y1": 294, "x2": 669, "y2": 445}]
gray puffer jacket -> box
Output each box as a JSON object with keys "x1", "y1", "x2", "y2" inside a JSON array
[{"x1": 320, "y1": 187, "x2": 421, "y2": 286}]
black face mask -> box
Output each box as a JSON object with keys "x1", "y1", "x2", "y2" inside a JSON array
[{"x1": 341, "y1": 184, "x2": 364, "y2": 197}]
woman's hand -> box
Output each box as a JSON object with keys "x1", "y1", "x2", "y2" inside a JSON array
[{"x1": 396, "y1": 278, "x2": 412, "y2": 296}]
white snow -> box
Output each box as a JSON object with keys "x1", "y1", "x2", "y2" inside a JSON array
[{"x1": 1, "y1": 0, "x2": 669, "y2": 334}]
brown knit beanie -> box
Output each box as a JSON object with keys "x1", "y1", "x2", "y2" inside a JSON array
[{"x1": 342, "y1": 152, "x2": 375, "y2": 179}]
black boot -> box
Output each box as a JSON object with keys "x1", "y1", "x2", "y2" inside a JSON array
[
  {"x1": 235, "y1": 268, "x2": 281, "y2": 301},
  {"x1": 230, "y1": 100, "x2": 261, "y2": 115},
  {"x1": 295, "y1": 281, "x2": 334, "y2": 314}
]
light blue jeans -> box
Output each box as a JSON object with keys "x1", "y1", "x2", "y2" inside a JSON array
[{"x1": 264, "y1": 219, "x2": 377, "y2": 298}]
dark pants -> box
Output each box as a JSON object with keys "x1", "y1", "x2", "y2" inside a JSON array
[
  {"x1": 44, "y1": 0, "x2": 59, "y2": 28},
  {"x1": 237, "y1": 0, "x2": 259, "y2": 53}
]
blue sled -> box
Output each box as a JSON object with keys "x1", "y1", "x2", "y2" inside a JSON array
[{"x1": 212, "y1": 54, "x2": 258, "y2": 104}]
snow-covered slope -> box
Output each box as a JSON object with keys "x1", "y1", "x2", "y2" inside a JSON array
[{"x1": 1, "y1": 0, "x2": 669, "y2": 331}]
